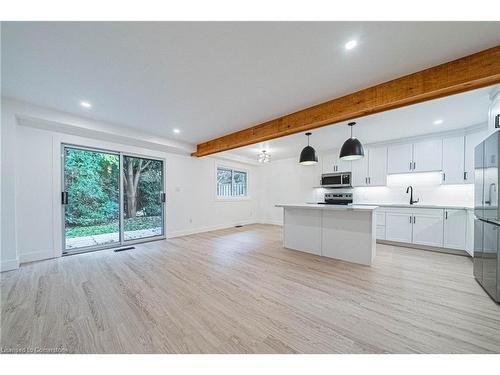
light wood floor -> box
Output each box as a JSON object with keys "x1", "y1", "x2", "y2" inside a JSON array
[{"x1": 1, "y1": 224, "x2": 499, "y2": 354}]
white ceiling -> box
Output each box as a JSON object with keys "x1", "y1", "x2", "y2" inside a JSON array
[
  {"x1": 2, "y1": 22, "x2": 499, "y2": 147},
  {"x1": 224, "y1": 86, "x2": 495, "y2": 162}
]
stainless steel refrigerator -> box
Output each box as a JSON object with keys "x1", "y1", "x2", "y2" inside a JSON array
[{"x1": 474, "y1": 130, "x2": 500, "y2": 302}]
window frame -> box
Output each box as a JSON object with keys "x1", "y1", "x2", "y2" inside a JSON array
[{"x1": 215, "y1": 164, "x2": 250, "y2": 201}]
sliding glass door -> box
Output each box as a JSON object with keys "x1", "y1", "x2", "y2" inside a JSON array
[
  {"x1": 62, "y1": 145, "x2": 165, "y2": 253},
  {"x1": 123, "y1": 156, "x2": 164, "y2": 241}
]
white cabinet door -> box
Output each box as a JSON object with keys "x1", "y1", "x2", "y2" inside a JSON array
[
  {"x1": 465, "y1": 210, "x2": 474, "y2": 256},
  {"x1": 387, "y1": 143, "x2": 413, "y2": 174},
  {"x1": 335, "y1": 148, "x2": 352, "y2": 172},
  {"x1": 351, "y1": 152, "x2": 369, "y2": 186},
  {"x1": 376, "y1": 226, "x2": 386, "y2": 240},
  {"x1": 464, "y1": 129, "x2": 488, "y2": 184},
  {"x1": 321, "y1": 152, "x2": 336, "y2": 174},
  {"x1": 385, "y1": 211, "x2": 413, "y2": 243},
  {"x1": 413, "y1": 138, "x2": 443, "y2": 172},
  {"x1": 412, "y1": 209, "x2": 444, "y2": 247},
  {"x1": 443, "y1": 209, "x2": 467, "y2": 250},
  {"x1": 368, "y1": 146, "x2": 387, "y2": 186},
  {"x1": 442, "y1": 135, "x2": 465, "y2": 184}
]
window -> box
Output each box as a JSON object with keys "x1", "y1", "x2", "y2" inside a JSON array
[{"x1": 217, "y1": 166, "x2": 248, "y2": 198}]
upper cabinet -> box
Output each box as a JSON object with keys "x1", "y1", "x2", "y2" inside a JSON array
[
  {"x1": 321, "y1": 148, "x2": 351, "y2": 174},
  {"x1": 442, "y1": 135, "x2": 465, "y2": 184},
  {"x1": 387, "y1": 139, "x2": 442, "y2": 174},
  {"x1": 351, "y1": 145, "x2": 387, "y2": 187},
  {"x1": 464, "y1": 129, "x2": 488, "y2": 184},
  {"x1": 413, "y1": 138, "x2": 443, "y2": 172},
  {"x1": 387, "y1": 143, "x2": 413, "y2": 174},
  {"x1": 322, "y1": 128, "x2": 486, "y2": 187}
]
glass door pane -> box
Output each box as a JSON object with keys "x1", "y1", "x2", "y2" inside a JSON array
[
  {"x1": 63, "y1": 147, "x2": 120, "y2": 251},
  {"x1": 123, "y1": 155, "x2": 164, "y2": 241}
]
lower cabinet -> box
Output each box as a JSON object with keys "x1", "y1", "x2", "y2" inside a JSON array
[
  {"x1": 381, "y1": 207, "x2": 468, "y2": 251},
  {"x1": 443, "y1": 209, "x2": 467, "y2": 250},
  {"x1": 385, "y1": 211, "x2": 413, "y2": 243},
  {"x1": 412, "y1": 209, "x2": 444, "y2": 247}
]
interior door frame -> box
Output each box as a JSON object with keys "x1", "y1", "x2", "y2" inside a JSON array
[{"x1": 61, "y1": 143, "x2": 166, "y2": 254}]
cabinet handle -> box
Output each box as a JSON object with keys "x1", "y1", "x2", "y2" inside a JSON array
[
  {"x1": 443, "y1": 173, "x2": 446, "y2": 181},
  {"x1": 413, "y1": 216, "x2": 416, "y2": 224},
  {"x1": 368, "y1": 177, "x2": 371, "y2": 184},
  {"x1": 413, "y1": 162, "x2": 416, "y2": 170},
  {"x1": 409, "y1": 162, "x2": 412, "y2": 171},
  {"x1": 464, "y1": 171, "x2": 468, "y2": 180},
  {"x1": 445, "y1": 211, "x2": 448, "y2": 219},
  {"x1": 409, "y1": 216, "x2": 412, "y2": 224}
]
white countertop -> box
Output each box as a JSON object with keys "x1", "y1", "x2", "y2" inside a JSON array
[
  {"x1": 354, "y1": 203, "x2": 473, "y2": 210},
  {"x1": 275, "y1": 203, "x2": 378, "y2": 211}
]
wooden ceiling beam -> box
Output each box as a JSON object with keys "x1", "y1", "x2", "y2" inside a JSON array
[{"x1": 193, "y1": 45, "x2": 500, "y2": 157}]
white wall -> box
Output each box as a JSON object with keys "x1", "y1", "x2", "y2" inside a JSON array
[
  {"x1": 1, "y1": 98, "x2": 19, "y2": 271},
  {"x1": 2, "y1": 98, "x2": 260, "y2": 269},
  {"x1": 259, "y1": 157, "x2": 320, "y2": 225}
]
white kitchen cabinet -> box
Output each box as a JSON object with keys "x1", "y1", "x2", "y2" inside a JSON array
[
  {"x1": 387, "y1": 143, "x2": 413, "y2": 174},
  {"x1": 385, "y1": 211, "x2": 413, "y2": 243},
  {"x1": 321, "y1": 152, "x2": 336, "y2": 174},
  {"x1": 465, "y1": 210, "x2": 474, "y2": 256},
  {"x1": 464, "y1": 129, "x2": 488, "y2": 183},
  {"x1": 351, "y1": 146, "x2": 387, "y2": 187},
  {"x1": 321, "y1": 149, "x2": 351, "y2": 174},
  {"x1": 336, "y1": 150, "x2": 352, "y2": 173},
  {"x1": 412, "y1": 209, "x2": 444, "y2": 247},
  {"x1": 413, "y1": 138, "x2": 442, "y2": 172},
  {"x1": 368, "y1": 146, "x2": 387, "y2": 186},
  {"x1": 387, "y1": 138, "x2": 442, "y2": 175},
  {"x1": 375, "y1": 210, "x2": 386, "y2": 240},
  {"x1": 351, "y1": 152, "x2": 369, "y2": 186},
  {"x1": 443, "y1": 209, "x2": 467, "y2": 250},
  {"x1": 442, "y1": 135, "x2": 465, "y2": 184}
]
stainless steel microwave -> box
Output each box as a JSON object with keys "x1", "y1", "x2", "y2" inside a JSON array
[{"x1": 320, "y1": 172, "x2": 351, "y2": 188}]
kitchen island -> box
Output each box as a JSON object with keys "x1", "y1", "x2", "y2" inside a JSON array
[{"x1": 275, "y1": 203, "x2": 378, "y2": 265}]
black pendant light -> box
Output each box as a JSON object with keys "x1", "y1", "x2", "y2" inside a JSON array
[
  {"x1": 339, "y1": 122, "x2": 364, "y2": 161},
  {"x1": 299, "y1": 132, "x2": 318, "y2": 165}
]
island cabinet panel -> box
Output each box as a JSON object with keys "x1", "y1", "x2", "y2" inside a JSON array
[
  {"x1": 321, "y1": 210, "x2": 376, "y2": 265},
  {"x1": 283, "y1": 208, "x2": 322, "y2": 255}
]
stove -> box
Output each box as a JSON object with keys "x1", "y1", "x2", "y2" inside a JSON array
[{"x1": 320, "y1": 192, "x2": 353, "y2": 205}]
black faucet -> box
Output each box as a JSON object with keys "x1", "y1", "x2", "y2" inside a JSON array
[{"x1": 406, "y1": 186, "x2": 419, "y2": 205}]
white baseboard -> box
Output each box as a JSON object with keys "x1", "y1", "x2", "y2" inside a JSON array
[
  {"x1": 1, "y1": 258, "x2": 19, "y2": 272},
  {"x1": 260, "y1": 219, "x2": 283, "y2": 226},
  {"x1": 19, "y1": 250, "x2": 57, "y2": 264},
  {"x1": 167, "y1": 220, "x2": 258, "y2": 238}
]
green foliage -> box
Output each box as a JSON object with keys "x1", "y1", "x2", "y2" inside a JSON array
[
  {"x1": 64, "y1": 149, "x2": 163, "y2": 229},
  {"x1": 65, "y1": 149, "x2": 119, "y2": 227},
  {"x1": 66, "y1": 216, "x2": 162, "y2": 238}
]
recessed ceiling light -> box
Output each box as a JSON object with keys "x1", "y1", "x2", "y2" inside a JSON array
[
  {"x1": 345, "y1": 40, "x2": 358, "y2": 50},
  {"x1": 80, "y1": 101, "x2": 92, "y2": 108},
  {"x1": 434, "y1": 119, "x2": 444, "y2": 125},
  {"x1": 173, "y1": 128, "x2": 180, "y2": 134}
]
